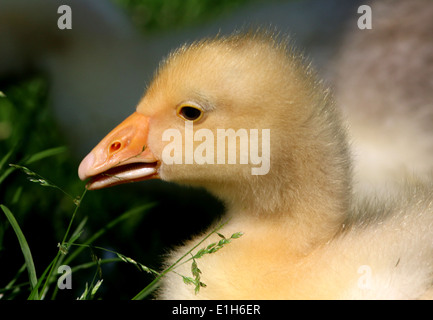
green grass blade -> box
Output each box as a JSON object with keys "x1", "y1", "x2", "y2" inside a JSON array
[
  {"x1": 0, "y1": 146, "x2": 67, "y2": 185},
  {"x1": 132, "y1": 220, "x2": 229, "y2": 300},
  {"x1": 0, "y1": 167, "x2": 14, "y2": 186},
  {"x1": 1, "y1": 263, "x2": 26, "y2": 297},
  {"x1": 24, "y1": 146, "x2": 67, "y2": 165},
  {"x1": 37, "y1": 188, "x2": 88, "y2": 300},
  {"x1": 0, "y1": 146, "x2": 15, "y2": 172},
  {"x1": 1, "y1": 204, "x2": 39, "y2": 298},
  {"x1": 28, "y1": 258, "x2": 57, "y2": 300},
  {"x1": 63, "y1": 202, "x2": 155, "y2": 265}
]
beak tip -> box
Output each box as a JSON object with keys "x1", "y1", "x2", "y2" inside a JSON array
[{"x1": 78, "y1": 152, "x2": 95, "y2": 181}]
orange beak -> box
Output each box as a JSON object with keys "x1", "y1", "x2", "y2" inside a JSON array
[{"x1": 78, "y1": 112, "x2": 159, "y2": 190}]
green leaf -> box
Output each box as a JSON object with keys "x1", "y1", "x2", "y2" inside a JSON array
[
  {"x1": 1, "y1": 204, "x2": 39, "y2": 298},
  {"x1": 78, "y1": 283, "x2": 89, "y2": 300},
  {"x1": 231, "y1": 232, "x2": 244, "y2": 239},
  {"x1": 194, "y1": 248, "x2": 207, "y2": 259},
  {"x1": 217, "y1": 238, "x2": 230, "y2": 246},
  {"x1": 191, "y1": 260, "x2": 201, "y2": 278},
  {"x1": 207, "y1": 247, "x2": 220, "y2": 254},
  {"x1": 182, "y1": 276, "x2": 194, "y2": 285},
  {"x1": 68, "y1": 229, "x2": 84, "y2": 247},
  {"x1": 69, "y1": 216, "x2": 88, "y2": 245},
  {"x1": 206, "y1": 242, "x2": 216, "y2": 250},
  {"x1": 91, "y1": 280, "x2": 104, "y2": 299}
]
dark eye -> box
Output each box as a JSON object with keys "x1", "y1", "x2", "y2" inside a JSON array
[{"x1": 177, "y1": 105, "x2": 203, "y2": 121}]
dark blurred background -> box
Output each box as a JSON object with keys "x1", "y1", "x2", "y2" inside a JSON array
[{"x1": 0, "y1": 0, "x2": 362, "y2": 299}]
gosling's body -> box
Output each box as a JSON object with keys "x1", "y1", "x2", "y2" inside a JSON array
[{"x1": 160, "y1": 178, "x2": 433, "y2": 299}]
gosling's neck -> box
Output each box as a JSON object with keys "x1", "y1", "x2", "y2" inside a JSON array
[{"x1": 215, "y1": 100, "x2": 352, "y2": 252}]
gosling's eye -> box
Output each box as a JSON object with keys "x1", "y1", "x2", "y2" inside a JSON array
[{"x1": 177, "y1": 105, "x2": 203, "y2": 122}]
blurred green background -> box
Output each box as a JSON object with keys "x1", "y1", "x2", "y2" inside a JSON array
[{"x1": 114, "y1": 0, "x2": 257, "y2": 32}]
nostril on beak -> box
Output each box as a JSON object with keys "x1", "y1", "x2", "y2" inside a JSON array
[{"x1": 109, "y1": 141, "x2": 122, "y2": 154}]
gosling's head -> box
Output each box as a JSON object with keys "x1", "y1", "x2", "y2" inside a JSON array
[{"x1": 79, "y1": 30, "x2": 350, "y2": 213}]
